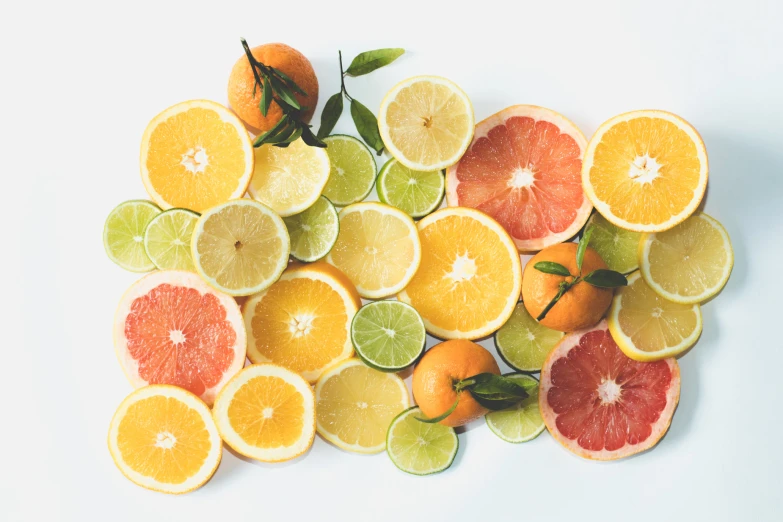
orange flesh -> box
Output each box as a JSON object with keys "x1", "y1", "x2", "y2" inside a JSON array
[{"x1": 227, "y1": 376, "x2": 305, "y2": 448}]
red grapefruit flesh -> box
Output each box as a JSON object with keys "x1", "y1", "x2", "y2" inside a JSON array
[
  {"x1": 539, "y1": 320, "x2": 680, "y2": 460},
  {"x1": 446, "y1": 105, "x2": 592, "y2": 252},
  {"x1": 114, "y1": 271, "x2": 246, "y2": 405}
]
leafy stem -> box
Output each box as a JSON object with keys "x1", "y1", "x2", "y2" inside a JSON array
[{"x1": 338, "y1": 51, "x2": 353, "y2": 102}]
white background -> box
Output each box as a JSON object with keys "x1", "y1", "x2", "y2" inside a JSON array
[{"x1": 3, "y1": 0, "x2": 782, "y2": 520}]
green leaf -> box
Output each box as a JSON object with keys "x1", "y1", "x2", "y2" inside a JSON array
[
  {"x1": 271, "y1": 67, "x2": 307, "y2": 96},
  {"x1": 270, "y1": 120, "x2": 299, "y2": 144},
  {"x1": 468, "y1": 373, "x2": 529, "y2": 401},
  {"x1": 260, "y1": 76, "x2": 272, "y2": 117},
  {"x1": 279, "y1": 125, "x2": 303, "y2": 145},
  {"x1": 317, "y1": 93, "x2": 344, "y2": 140},
  {"x1": 253, "y1": 115, "x2": 290, "y2": 147},
  {"x1": 345, "y1": 48, "x2": 405, "y2": 76},
  {"x1": 576, "y1": 226, "x2": 593, "y2": 274},
  {"x1": 269, "y1": 76, "x2": 301, "y2": 111},
  {"x1": 533, "y1": 261, "x2": 572, "y2": 277},
  {"x1": 300, "y1": 125, "x2": 327, "y2": 148},
  {"x1": 472, "y1": 395, "x2": 520, "y2": 411},
  {"x1": 350, "y1": 99, "x2": 384, "y2": 154},
  {"x1": 415, "y1": 397, "x2": 459, "y2": 424},
  {"x1": 582, "y1": 269, "x2": 628, "y2": 288}
]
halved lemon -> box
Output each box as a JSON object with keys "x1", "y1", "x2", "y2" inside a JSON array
[
  {"x1": 140, "y1": 100, "x2": 254, "y2": 213},
  {"x1": 108, "y1": 385, "x2": 222, "y2": 494},
  {"x1": 243, "y1": 262, "x2": 361, "y2": 382},
  {"x1": 582, "y1": 110, "x2": 708, "y2": 232},
  {"x1": 213, "y1": 364, "x2": 316, "y2": 463},
  {"x1": 315, "y1": 359, "x2": 410, "y2": 454},
  {"x1": 608, "y1": 271, "x2": 702, "y2": 362},
  {"x1": 191, "y1": 199, "x2": 290, "y2": 296},
  {"x1": 326, "y1": 202, "x2": 421, "y2": 299},
  {"x1": 640, "y1": 213, "x2": 733, "y2": 304},
  {"x1": 378, "y1": 76, "x2": 474, "y2": 171}
]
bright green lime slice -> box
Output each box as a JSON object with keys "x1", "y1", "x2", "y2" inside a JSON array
[
  {"x1": 283, "y1": 196, "x2": 339, "y2": 262},
  {"x1": 143, "y1": 208, "x2": 199, "y2": 271},
  {"x1": 495, "y1": 302, "x2": 563, "y2": 372},
  {"x1": 103, "y1": 200, "x2": 161, "y2": 272},
  {"x1": 386, "y1": 407, "x2": 458, "y2": 475},
  {"x1": 377, "y1": 158, "x2": 444, "y2": 218},
  {"x1": 322, "y1": 135, "x2": 377, "y2": 206},
  {"x1": 585, "y1": 212, "x2": 642, "y2": 273},
  {"x1": 485, "y1": 374, "x2": 545, "y2": 443},
  {"x1": 351, "y1": 301, "x2": 426, "y2": 372}
]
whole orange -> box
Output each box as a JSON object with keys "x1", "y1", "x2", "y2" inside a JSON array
[
  {"x1": 228, "y1": 43, "x2": 319, "y2": 133},
  {"x1": 412, "y1": 340, "x2": 500, "y2": 427},
  {"x1": 522, "y1": 242, "x2": 613, "y2": 332}
]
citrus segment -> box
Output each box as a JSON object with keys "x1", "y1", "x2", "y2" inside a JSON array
[
  {"x1": 143, "y1": 208, "x2": 199, "y2": 271},
  {"x1": 351, "y1": 300, "x2": 426, "y2": 372},
  {"x1": 584, "y1": 212, "x2": 641, "y2": 273},
  {"x1": 283, "y1": 196, "x2": 340, "y2": 262},
  {"x1": 322, "y1": 135, "x2": 377, "y2": 206},
  {"x1": 377, "y1": 158, "x2": 445, "y2": 218},
  {"x1": 386, "y1": 407, "x2": 458, "y2": 475},
  {"x1": 485, "y1": 374, "x2": 545, "y2": 443},
  {"x1": 104, "y1": 200, "x2": 161, "y2": 272},
  {"x1": 494, "y1": 303, "x2": 563, "y2": 372}
]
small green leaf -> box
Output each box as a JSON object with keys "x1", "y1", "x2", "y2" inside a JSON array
[
  {"x1": 345, "y1": 48, "x2": 405, "y2": 76},
  {"x1": 271, "y1": 67, "x2": 307, "y2": 95},
  {"x1": 300, "y1": 125, "x2": 327, "y2": 148},
  {"x1": 472, "y1": 395, "x2": 520, "y2": 411},
  {"x1": 468, "y1": 373, "x2": 529, "y2": 401},
  {"x1": 582, "y1": 269, "x2": 628, "y2": 288},
  {"x1": 253, "y1": 115, "x2": 290, "y2": 147},
  {"x1": 533, "y1": 261, "x2": 572, "y2": 277},
  {"x1": 415, "y1": 397, "x2": 459, "y2": 424},
  {"x1": 269, "y1": 76, "x2": 301, "y2": 111},
  {"x1": 350, "y1": 99, "x2": 384, "y2": 154},
  {"x1": 317, "y1": 93, "x2": 344, "y2": 140},
  {"x1": 576, "y1": 226, "x2": 594, "y2": 274},
  {"x1": 260, "y1": 77, "x2": 272, "y2": 117}
]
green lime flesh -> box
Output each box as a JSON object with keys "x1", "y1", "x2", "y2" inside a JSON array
[
  {"x1": 104, "y1": 200, "x2": 161, "y2": 272},
  {"x1": 143, "y1": 208, "x2": 199, "y2": 271},
  {"x1": 377, "y1": 158, "x2": 444, "y2": 218},
  {"x1": 351, "y1": 301, "x2": 426, "y2": 372},
  {"x1": 495, "y1": 302, "x2": 563, "y2": 372},
  {"x1": 283, "y1": 196, "x2": 340, "y2": 262},
  {"x1": 322, "y1": 135, "x2": 377, "y2": 206},
  {"x1": 386, "y1": 407, "x2": 458, "y2": 475},
  {"x1": 485, "y1": 374, "x2": 545, "y2": 443},
  {"x1": 585, "y1": 212, "x2": 642, "y2": 273}
]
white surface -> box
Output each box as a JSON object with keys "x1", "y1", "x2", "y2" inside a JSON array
[{"x1": 3, "y1": 0, "x2": 782, "y2": 520}]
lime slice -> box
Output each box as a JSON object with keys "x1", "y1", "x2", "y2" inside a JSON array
[
  {"x1": 143, "y1": 208, "x2": 199, "y2": 271},
  {"x1": 485, "y1": 374, "x2": 545, "y2": 443},
  {"x1": 585, "y1": 212, "x2": 641, "y2": 273},
  {"x1": 495, "y1": 302, "x2": 563, "y2": 372},
  {"x1": 322, "y1": 135, "x2": 377, "y2": 206},
  {"x1": 386, "y1": 407, "x2": 458, "y2": 475},
  {"x1": 377, "y1": 158, "x2": 444, "y2": 218},
  {"x1": 351, "y1": 301, "x2": 426, "y2": 372},
  {"x1": 283, "y1": 196, "x2": 340, "y2": 262},
  {"x1": 104, "y1": 200, "x2": 161, "y2": 272}
]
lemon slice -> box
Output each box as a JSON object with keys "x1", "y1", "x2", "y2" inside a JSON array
[
  {"x1": 639, "y1": 213, "x2": 733, "y2": 304},
  {"x1": 191, "y1": 199, "x2": 290, "y2": 296},
  {"x1": 326, "y1": 202, "x2": 421, "y2": 299},
  {"x1": 608, "y1": 272, "x2": 702, "y2": 362},
  {"x1": 378, "y1": 76, "x2": 474, "y2": 171}
]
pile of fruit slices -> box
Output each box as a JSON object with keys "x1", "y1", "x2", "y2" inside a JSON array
[{"x1": 104, "y1": 44, "x2": 733, "y2": 494}]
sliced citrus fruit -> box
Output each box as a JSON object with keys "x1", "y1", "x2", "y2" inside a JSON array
[
  {"x1": 113, "y1": 270, "x2": 246, "y2": 405},
  {"x1": 249, "y1": 138, "x2": 331, "y2": 217},
  {"x1": 608, "y1": 271, "x2": 702, "y2": 361},
  {"x1": 321, "y1": 135, "x2": 377, "y2": 206},
  {"x1": 378, "y1": 75, "x2": 474, "y2": 171},
  {"x1": 485, "y1": 374, "x2": 545, "y2": 443},
  {"x1": 191, "y1": 199, "x2": 290, "y2": 296},
  {"x1": 446, "y1": 105, "x2": 591, "y2": 252},
  {"x1": 584, "y1": 212, "x2": 641, "y2": 273},
  {"x1": 104, "y1": 200, "x2": 161, "y2": 272},
  {"x1": 108, "y1": 384, "x2": 222, "y2": 494},
  {"x1": 639, "y1": 213, "x2": 733, "y2": 304},
  {"x1": 212, "y1": 364, "x2": 316, "y2": 463},
  {"x1": 494, "y1": 302, "x2": 563, "y2": 372},
  {"x1": 143, "y1": 208, "x2": 199, "y2": 271},
  {"x1": 386, "y1": 407, "x2": 458, "y2": 475},
  {"x1": 315, "y1": 358, "x2": 410, "y2": 454},
  {"x1": 540, "y1": 320, "x2": 680, "y2": 460},
  {"x1": 351, "y1": 300, "x2": 426, "y2": 372},
  {"x1": 326, "y1": 202, "x2": 421, "y2": 299},
  {"x1": 140, "y1": 99, "x2": 254, "y2": 213},
  {"x1": 582, "y1": 110, "x2": 708, "y2": 232},
  {"x1": 397, "y1": 207, "x2": 522, "y2": 339},
  {"x1": 243, "y1": 262, "x2": 361, "y2": 382},
  {"x1": 283, "y1": 196, "x2": 339, "y2": 262},
  {"x1": 377, "y1": 158, "x2": 445, "y2": 218}
]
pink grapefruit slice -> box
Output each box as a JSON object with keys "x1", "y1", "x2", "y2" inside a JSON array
[
  {"x1": 446, "y1": 105, "x2": 592, "y2": 252},
  {"x1": 114, "y1": 270, "x2": 246, "y2": 405},
  {"x1": 540, "y1": 320, "x2": 680, "y2": 460}
]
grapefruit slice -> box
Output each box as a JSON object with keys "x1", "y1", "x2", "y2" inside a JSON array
[
  {"x1": 540, "y1": 320, "x2": 680, "y2": 460},
  {"x1": 114, "y1": 270, "x2": 246, "y2": 405},
  {"x1": 446, "y1": 105, "x2": 592, "y2": 252}
]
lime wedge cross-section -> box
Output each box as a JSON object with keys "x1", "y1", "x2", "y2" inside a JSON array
[
  {"x1": 377, "y1": 158, "x2": 444, "y2": 218},
  {"x1": 485, "y1": 374, "x2": 545, "y2": 443},
  {"x1": 351, "y1": 300, "x2": 426, "y2": 372},
  {"x1": 103, "y1": 200, "x2": 161, "y2": 272},
  {"x1": 283, "y1": 196, "x2": 340, "y2": 262},
  {"x1": 386, "y1": 407, "x2": 458, "y2": 475},
  {"x1": 144, "y1": 208, "x2": 199, "y2": 271}
]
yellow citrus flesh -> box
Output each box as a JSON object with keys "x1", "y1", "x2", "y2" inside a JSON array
[
  {"x1": 608, "y1": 272, "x2": 702, "y2": 362},
  {"x1": 398, "y1": 207, "x2": 522, "y2": 339},
  {"x1": 582, "y1": 110, "x2": 708, "y2": 232},
  {"x1": 326, "y1": 202, "x2": 421, "y2": 299},
  {"x1": 249, "y1": 139, "x2": 331, "y2": 217},
  {"x1": 108, "y1": 385, "x2": 222, "y2": 494},
  {"x1": 212, "y1": 364, "x2": 316, "y2": 463},
  {"x1": 315, "y1": 359, "x2": 410, "y2": 454},
  {"x1": 140, "y1": 100, "x2": 253, "y2": 213},
  {"x1": 243, "y1": 263, "x2": 361, "y2": 382}
]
